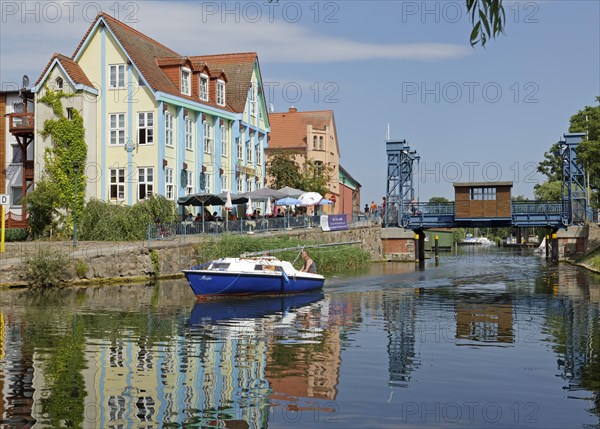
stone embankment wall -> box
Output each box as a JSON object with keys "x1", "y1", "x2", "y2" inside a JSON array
[{"x1": 0, "y1": 225, "x2": 391, "y2": 287}]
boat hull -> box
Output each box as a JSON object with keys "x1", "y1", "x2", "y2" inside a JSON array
[{"x1": 183, "y1": 270, "x2": 324, "y2": 298}]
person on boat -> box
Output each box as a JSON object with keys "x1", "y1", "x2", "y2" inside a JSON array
[{"x1": 300, "y1": 250, "x2": 317, "y2": 273}]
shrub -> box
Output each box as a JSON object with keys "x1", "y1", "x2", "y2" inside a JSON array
[
  {"x1": 74, "y1": 259, "x2": 89, "y2": 278},
  {"x1": 24, "y1": 247, "x2": 69, "y2": 289},
  {"x1": 150, "y1": 249, "x2": 160, "y2": 276},
  {"x1": 79, "y1": 196, "x2": 177, "y2": 241},
  {"x1": 25, "y1": 180, "x2": 61, "y2": 237},
  {"x1": 4, "y1": 228, "x2": 29, "y2": 242}
]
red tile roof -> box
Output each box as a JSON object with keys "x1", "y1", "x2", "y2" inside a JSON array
[
  {"x1": 268, "y1": 109, "x2": 334, "y2": 149},
  {"x1": 35, "y1": 53, "x2": 94, "y2": 88},
  {"x1": 190, "y1": 53, "x2": 259, "y2": 113}
]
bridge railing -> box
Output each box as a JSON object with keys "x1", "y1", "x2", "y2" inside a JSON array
[
  {"x1": 404, "y1": 202, "x2": 456, "y2": 216},
  {"x1": 511, "y1": 201, "x2": 562, "y2": 215}
]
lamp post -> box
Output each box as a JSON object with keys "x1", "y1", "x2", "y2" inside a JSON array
[{"x1": 73, "y1": 161, "x2": 80, "y2": 248}]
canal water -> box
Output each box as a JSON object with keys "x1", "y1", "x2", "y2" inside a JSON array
[{"x1": 1, "y1": 249, "x2": 599, "y2": 428}]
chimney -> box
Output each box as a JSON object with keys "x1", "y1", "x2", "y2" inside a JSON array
[{"x1": 289, "y1": 106, "x2": 297, "y2": 113}]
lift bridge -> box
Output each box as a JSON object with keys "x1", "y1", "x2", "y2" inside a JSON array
[{"x1": 384, "y1": 133, "x2": 591, "y2": 231}]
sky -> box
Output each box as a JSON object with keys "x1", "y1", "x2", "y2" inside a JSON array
[{"x1": 1, "y1": 0, "x2": 599, "y2": 204}]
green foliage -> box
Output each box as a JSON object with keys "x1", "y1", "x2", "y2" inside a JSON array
[
  {"x1": 38, "y1": 86, "x2": 86, "y2": 231},
  {"x1": 74, "y1": 259, "x2": 88, "y2": 278},
  {"x1": 267, "y1": 152, "x2": 334, "y2": 195},
  {"x1": 4, "y1": 228, "x2": 29, "y2": 242},
  {"x1": 537, "y1": 143, "x2": 562, "y2": 182},
  {"x1": 150, "y1": 250, "x2": 160, "y2": 276},
  {"x1": 511, "y1": 195, "x2": 528, "y2": 202},
  {"x1": 79, "y1": 195, "x2": 176, "y2": 241},
  {"x1": 429, "y1": 196, "x2": 450, "y2": 203},
  {"x1": 24, "y1": 247, "x2": 69, "y2": 289},
  {"x1": 466, "y1": 0, "x2": 505, "y2": 47},
  {"x1": 196, "y1": 235, "x2": 370, "y2": 273},
  {"x1": 534, "y1": 180, "x2": 562, "y2": 201},
  {"x1": 25, "y1": 179, "x2": 62, "y2": 237},
  {"x1": 453, "y1": 228, "x2": 467, "y2": 243}
]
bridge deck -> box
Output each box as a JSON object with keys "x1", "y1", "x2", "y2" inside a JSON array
[{"x1": 389, "y1": 202, "x2": 566, "y2": 229}]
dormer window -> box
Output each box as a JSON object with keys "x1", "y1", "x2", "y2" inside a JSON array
[
  {"x1": 181, "y1": 68, "x2": 191, "y2": 96},
  {"x1": 199, "y1": 74, "x2": 209, "y2": 101},
  {"x1": 55, "y1": 77, "x2": 63, "y2": 90},
  {"x1": 217, "y1": 80, "x2": 225, "y2": 106}
]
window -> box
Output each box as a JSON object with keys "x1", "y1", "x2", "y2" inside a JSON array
[
  {"x1": 165, "y1": 113, "x2": 174, "y2": 147},
  {"x1": 110, "y1": 168, "x2": 125, "y2": 200},
  {"x1": 138, "y1": 167, "x2": 154, "y2": 200},
  {"x1": 55, "y1": 77, "x2": 63, "y2": 89},
  {"x1": 66, "y1": 108, "x2": 74, "y2": 120},
  {"x1": 109, "y1": 64, "x2": 126, "y2": 89},
  {"x1": 10, "y1": 144, "x2": 22, "y2": 164},
  {"x1": 255, "y1": 137, "x2": 262, "y2": 165},
  {"x1": 221, "y1": 174, "x2": 229, "y2": 192},
  {"x1": 217, "y1": 80, "x2": 225, "y2": 106},
  {"x1": 315, "y1": 161, "x2": 323, "y2": 177},
  {"x1": 246, "y1": 178, "x2": 253, "y2": 192},
  {"x1": 185, "y1": 117, "x2": 193, "y2": 151},
  {"x1": 181, "y1": 68, "x2": 191, "y2": 95},
  {"x1": 165, "y1": 168, "x2": 174, "y2": 200},
  {"x1": 313, "y1": 136, "x2": 317, "y2": 149},
  {"x1": 138, "y1": 112, "x2": 154, "y2": 145},
  {"x1": 236, "y1": 137, "x2": 243, "y2": 160},
  {"x1": 203, "y1": 121, "x2": 213, "y2": 154},
  {"x1": 249, "y1": 82, "x2": 258, "y2": 117},
  {"x1": 469, "y1": 187, "x2": 497, "y2": 200},
  {"x1": 221, "y1": 125, "x2": 228, "y2": 157},
  {"x1": 319, "y1": 136, "x2": 324, "y2": 150},
  {"x1": 10, "y1": 186, "x2": 22, "y2": 207},
  {"x1": 205, "y1": 173, "x2": 212, "y2": 193},
  {"x1": 109, "y1": 113, "x2": 125, "y2": 145},
  {"x1": 186, "y1": 170, "x2": 193, "y2": 195},
  {"x1": 237, "y1": 176, "x2": 244, "y2": 193},
  {"x1": 246, "y1": 139, "x2": 253, "y2": 163},
  {"x1": 199, "y1": 74, "x2": 209, "y2": 101}
]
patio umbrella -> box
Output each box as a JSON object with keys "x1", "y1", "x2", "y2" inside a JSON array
[
  {"x1": 275, "y1": 196, "x2": 302, "y2": 206},
  {"x1": 265, "y1": 197, "x2": 273, "y2": 216},
  {"x1": 298, "y1": 192, "x2": 323, "y2": 206},
  {"x1": 241, "y1": 187, "x2": 287, "y2": 202},
  {"x1": 246, "y1": 197, "x2": 253, "y2": 216},
  {"x1": 278, "y1": 186, "x2": 305, "y2": 198},
  {"x1": 320, "y1": 198, "x2": 334, "y2": 205}
]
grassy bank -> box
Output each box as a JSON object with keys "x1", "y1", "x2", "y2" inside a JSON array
[
  {"x1": 579, "y1": 247, "x2": 600, "y2": 272},
  {"x1": 196, "y1": 235, "x2": 370, "y2": 273}
]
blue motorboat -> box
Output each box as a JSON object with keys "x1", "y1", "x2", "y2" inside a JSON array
[{"x1": 183, "y1": 256, "x2": 325, "y2": 299}]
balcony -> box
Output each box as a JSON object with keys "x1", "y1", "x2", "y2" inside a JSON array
[{"x1": 8, "y1": 112, "x2": 34, "y2": 135}]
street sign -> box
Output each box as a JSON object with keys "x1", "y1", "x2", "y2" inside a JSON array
[{"x1": 0, "y1": 194, "x2": 9, "y2": 206}]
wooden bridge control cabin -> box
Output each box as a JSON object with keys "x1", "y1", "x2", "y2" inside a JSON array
[{"x1": 453, "y1": 181, "x2": 513, "y2": 226}]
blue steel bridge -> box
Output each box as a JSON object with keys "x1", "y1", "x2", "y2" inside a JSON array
[{"x1": 384, "y1": 133, "x2": 591, "y2": 231}]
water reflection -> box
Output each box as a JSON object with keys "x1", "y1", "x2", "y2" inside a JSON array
[{"x1": 0, "y1": 253, "x2": 599, "y2": 428}]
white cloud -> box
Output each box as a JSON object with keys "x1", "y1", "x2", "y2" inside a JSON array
[{"x1": 0, "y1": 1, "x2": 470, "y2": 85}]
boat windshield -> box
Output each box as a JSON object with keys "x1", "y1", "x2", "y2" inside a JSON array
[
  {"x1": 254, "y1": 264, "x2": 283, "y2": 272},
  {"x1": 210, "y1": 262, "x2": 230, "y2": 270}
]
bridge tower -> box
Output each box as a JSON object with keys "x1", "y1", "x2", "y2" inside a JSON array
[
  {"x1": 560, "y1": 133, "x2": 589, "y2": 225},
  {"x1": 385, "y1": 140, "x2": 419, "y2": 227}
]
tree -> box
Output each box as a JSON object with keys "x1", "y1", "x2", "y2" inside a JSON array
[
  {"x1": 536, "y1": 97, "x2": 600, "y2": 207},
  {"x1": 534, "y1": 180, "x2": 561, "y2": 201},
  {"x1": 25, "y1": 179, "x2": 61, "y2": 237},
  {"x1": 267, "y1": 152, "x2": 303, "y2": 190},
  {"x1": 267, "y1": 152, "x2": 334, "y2": 196},
  {"x1": 569, "y1": 96, "x2": 600, "y2": 208},
  {"x1": 466, "y1": 0, "x2": 506, "y2": 47},
  {"x1": 429, "y1": 196, "x2": 450, "y2": 203}
]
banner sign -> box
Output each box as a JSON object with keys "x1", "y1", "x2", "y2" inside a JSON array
[{"x1": 320, "y1": 214, "x2": 349, "y2": 232}]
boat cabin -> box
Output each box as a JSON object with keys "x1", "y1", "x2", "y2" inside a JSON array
[{"x1": 453, "y1": 181, "x2": 513, "y2": 220}]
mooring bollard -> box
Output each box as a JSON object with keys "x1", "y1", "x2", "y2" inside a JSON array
[{"x1": 434, "y1": 235, "x2": 439, "y2": 259}]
